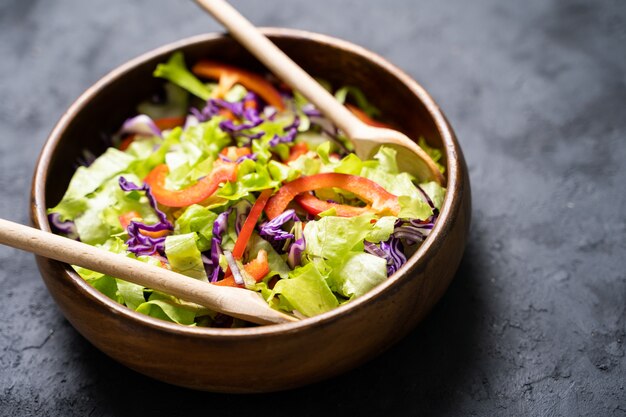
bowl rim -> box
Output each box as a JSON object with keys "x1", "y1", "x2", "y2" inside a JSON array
[{"x1": 31, "y1": 28, "x2": 460, "y2": 339}]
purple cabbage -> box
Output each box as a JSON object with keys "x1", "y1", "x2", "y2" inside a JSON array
[
  {"x1": 287, "y1": 237, "x2": 306, "y2": 269},
  {"x1": 364, "y1": 214, "x2": 438, "y2": 276},
  {"x1": 259, "y1": 209, "x2": 300, "y2": 242},
  {"x1": 120, "y1": 115, "x2": 162, "y2": 138},
  {"x1": 365, "y1": 236, "x2": 406, "y2": 276},
  {"x1": 48, "y1": 213, "x2": 78, "y2": 240},
  {"x1": 268, "y1": 127, "x2": 297, "y2": 147},
  {"x1": 392, "y1": 218, "x2": 435, "y2": 245},
  {"x1": 301, "y1": 103, "x2": 322, "y2": 117},
  {"x1": 207, "y1": 209, "x2": 231, "y2": 282},
  {"x1": 380, "y1": 237, "x2": 407, "y2": 275},
  {"x1": 218, "y1": 152, "x2": 258, "y2": 164},
  {"x1": 118, "y1": 177, "x2": 173, "y2": 256}
]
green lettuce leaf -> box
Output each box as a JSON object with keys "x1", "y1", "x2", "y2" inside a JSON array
[
  {"x1": 334, "y1": 86, "x2": 381, "y2": 118},
  {"x1": 272, "y1": 262, "x2": 338, "y2": 317},
  {"x1": 153, "y1": 52, "x2": 212, "y2": 100},
  {"x1": 164, "y1": 233, "x2": 208, "y2": 281},
  {"x1": 366, "y1": 216, "x2": 397, "y2": 243},
  {"x1": 418, "y1": 137, "x2": 445, "y2": 174},
  {"x1": 303, "y1": 214, "x2": 374, "y2": 263},
  {"x1": 174, "y1": 205, "x2": 217, "y2": 252},
  {"x1": 50, "y1": 148, "x2": 135, "y2": 220},
  {"x1": 419, "y1": 181, "x2": 446, "y2": 211},
  {"x1": 74, "y1": 174, "x2": 158, "y2": 245},
  {"x1": 136, "y1": 292, "x2": 197, "y2": 325},
  {"x1": 328, "y1": 252, "x2": 388, "y2": 298},
  {"x1": 164, "y1": 118, "x2": 230, "y2": 190},
  {"x1": 360, "y1": 147, "x2": 433, "y2": 220}
]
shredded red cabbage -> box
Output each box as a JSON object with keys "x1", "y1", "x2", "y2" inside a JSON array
[
  {"x1": 268, "y1": 127, "x2": 297, "y2": 147},
  {"x1": 120, "y1": 115, "x2": 162, "y2": 138},
  {"x1": 365, "y1": 215, "x2": 438, "y2": 276},
  {"x1": 287, "y1": 237, "x2": 306, "y2": 269},
  {"x1": 218, "y1": 153, "x2": 258, "y2": 164},
  {"x1": 207, "y1": 208, "x2": 231, "y2": 282},
  {"x1": 259, "y1": 209, "x2": 300, "y2": 242},
  {"x1": 392, "y1": 218, "x2": 435, "y2": 245},
  {"x1": 118, "y1": 177, "x2": 173, "y2": 256},
  {"x1": 380, "y1": 237, "x2": 406, "y2": 275},
  {"x1": 48, "y1": 213, "x2": 79, "y2": 240}
]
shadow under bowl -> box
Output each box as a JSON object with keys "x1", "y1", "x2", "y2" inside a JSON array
[{"x1": 30, "y1": 29, "x2": 471, "y2": 393}]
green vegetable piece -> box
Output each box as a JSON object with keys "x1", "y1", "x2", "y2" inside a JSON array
[
  {"x1": 164, "y1": 233, "x2": 208, "y2": 281},
  {"x1": 329, "y1": 252, "x2": 388, "y2": 298},
  {"x1": 154, "y1": 52, "x2": 212, "y2": 100},
  {"x1": 174, "y1": 205, "x2": 217, "y2": 252},
  {"x1": 273, "y1": 262, "x2": 338, "y2": 317}
]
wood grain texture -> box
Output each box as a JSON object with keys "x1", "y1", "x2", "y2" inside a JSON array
[{"x1": 30, "y1": 29, "x2": 470, "y2": 392}]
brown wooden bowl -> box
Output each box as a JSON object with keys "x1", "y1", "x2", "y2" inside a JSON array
[{"x1": 30, "y1": 29, "x2": 470, "y2": 392}]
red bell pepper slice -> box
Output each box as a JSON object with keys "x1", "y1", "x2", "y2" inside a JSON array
[
  {"x1": 294, "y1": 193, "x2": 372, "y2": 217},
  {"x1": 232, "y1": 188, "x2": 273, "y2": 259},
  {"x1": 220, "y1": 146, "x2": 252, "y2": 160},
  {"x1": 144, "y1": 161, "x2": 238, "y2": 208},
  {"x1": 153, "y1": 116, "x2": 187, "y2": 131},
  {"x1": 346, "y1": 104, "x2": 391, "y2": 129},
  {"x1": 192, "y1": 60, "x2": 285, "y2": 111},
  {"x1": 264, "y1": 173, "x2": 400, "y2": 219},
  {"x1": 285, "y1": 142, "x2": 309, "y2": 162},
  {"x1": 214, "y1": 249, "x2": 270, "y2": 288}
]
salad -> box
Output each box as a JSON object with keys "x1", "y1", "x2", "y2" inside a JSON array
[{"x1": 48, "y1": 52, "x2": 446, "y2": 327}]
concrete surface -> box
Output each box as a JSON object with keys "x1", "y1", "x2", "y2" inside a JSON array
[{"x1": 0, "y1": 0, "x2": 624, "y2": 415}]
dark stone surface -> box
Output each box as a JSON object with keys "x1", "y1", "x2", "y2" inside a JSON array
[{"x1": 0, "y1": 0, "x2": 624, "y2": 415}]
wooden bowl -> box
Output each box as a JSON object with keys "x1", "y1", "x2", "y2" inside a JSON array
[{"x1": 30, "y1": 29, "x2": 471, "y2": 392}]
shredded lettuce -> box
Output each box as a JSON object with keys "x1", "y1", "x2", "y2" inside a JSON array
[
  {"x1": 50, "y1": 53, "x2": 447, "y2": 326},
  {"x1": 154, "y1": 52, "x2": 212, "y2": 100},
  {"x1": 272, "y1": 262, "x2": 338, "y2": 317},
  {"x1": 418, "y1": 137, "x2": 445, "y2": 174},
  {"x1": 164, "y1": 233, "x2": 208, "y2": 281},
  {"x1": 329, "y1": 252, "x2": 388, "y2": 298},
  {"x1": 302, "y1": 214, "x2": 374, "y2": 263},
  {"x1": 174, "y1": 205, "x2": 217, "y2": 252}
]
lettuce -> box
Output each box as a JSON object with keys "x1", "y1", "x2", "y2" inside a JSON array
[
  {"x1": 272, "y1": 262, "x2": 338, "y2": 317},
  {"x1": 136, "y1": 292, "x2": 197, "y2": 325},
  {"x1": 360, "y1": 147, "x2": 433, "y2": 220},
  {"x1": 302, "y1": 214, "x2": 374, "y2": 263},
  {"x1": 419, "y1": 181, "x2": 446, "y2": 211},
  {"x1": 418, "y1": 137, "x2": 445, "y2": 174},
  {"x1": 74, "y1": 174, "x2": 158, "y2": 245},
  {"x1": 153, "y1": 52, "x2": 212, "y2": 100},
  {"x1": 50, "y1": 148, "x2": 135, "y2": 220},
  {"x1": 164, "y1": 118, "x2": 230, "y2": 189},
  {"x1": 174, "y1": 204, "x2": 217, "y2": 252},
  {"x1": 164, "y1": 233, "x2": 208, "y2": 281},
  {"x1": 329, "y1": 252, "x2": 388, "y2": 298},
  {"x1": 334, "y1": 86, "x2": 380, "y2": 118}
]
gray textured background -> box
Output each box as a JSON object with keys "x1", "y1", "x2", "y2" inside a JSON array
[{"x1": 1, "y1": 0, "x2": 625, "y2": 415}]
